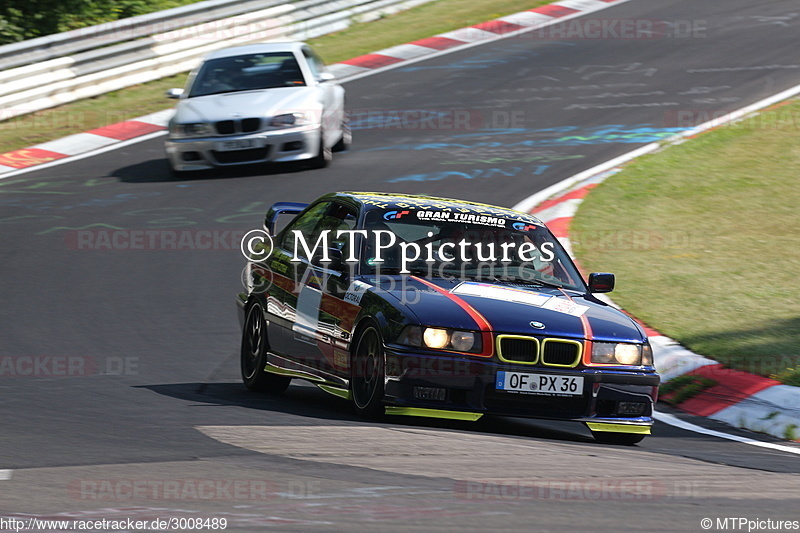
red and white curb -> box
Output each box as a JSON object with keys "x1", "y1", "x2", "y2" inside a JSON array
[
  {"x1": 0, "y1": 0, "x2": 630, "y2": 177},
  {"x1": 514, "y1": 93, "x2": 800, "y2": 443},
  {"x1": 0, "y1": 109, "x2": 173, "y2": 177},
  {"x1": 326, "y1": 0, "x2": 628, "y2": 81}
]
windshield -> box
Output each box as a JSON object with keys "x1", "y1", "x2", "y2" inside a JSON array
[
  {"x1": 359, "y1": 208, "x2": 586, "y2": 291},
  {"x1": 189, "y1": 52, "x2": 306, "y2": 97}
]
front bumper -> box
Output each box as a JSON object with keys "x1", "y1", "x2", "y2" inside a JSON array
[
  {"x1": 165, "y1": 125, "x2": 321, "y2": 171},
  {"x1": 384, "y1": 346, "x2": 659, "y2": 426}
]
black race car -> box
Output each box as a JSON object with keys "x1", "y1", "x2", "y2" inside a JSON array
[{"x1": 237, "y1": 192, "x2": 659, "y2": 444}]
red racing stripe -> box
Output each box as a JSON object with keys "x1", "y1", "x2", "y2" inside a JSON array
[
  {"x1": 556, "y1": 288, "x2": 594, "y2": 365},
  {"x1": 411, "y1": 276, "x2": 494, "y2": 357}
]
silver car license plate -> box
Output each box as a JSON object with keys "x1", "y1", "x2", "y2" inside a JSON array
[{"x1": 216, "y1": 138, "x2": 262, "y2": 151}]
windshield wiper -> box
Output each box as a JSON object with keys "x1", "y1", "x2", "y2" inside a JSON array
[
  {"x1": 369, "y1": 265, "x2": 432, "y2": 276},
  {"x1": 484, "y1": 274, "x2": 565, "y2": 290}
]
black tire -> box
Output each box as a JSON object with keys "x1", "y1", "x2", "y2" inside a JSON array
[
  {"x1": 332, "y1": 116, "x2": 351, "y2": 152},
  {"x1": 309, "y1": 127, "x2": 332, "y2": 168},
  {"x1": 351, "y1": 324, "x2": 385, "y2": 418},
  {"x1": 168, "y1": 164, "x2": 189, "y2": 179},
  {"x1": 592, "y1": 431, "x2": 646, "y2": 445},
  {"x1": 241, "y1": 302, "x2": 291, "y2": 393}
]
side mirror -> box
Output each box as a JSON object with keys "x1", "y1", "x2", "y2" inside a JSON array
[
  {"x1": 588, "y1": 272, "x2": 615, "y2": 293},
  {"x1": 166, "y1": 88, "x2": 184, "y2": 99},
  {"x1": 317, "y1": 71, "x2": 335, "y2": 83}
]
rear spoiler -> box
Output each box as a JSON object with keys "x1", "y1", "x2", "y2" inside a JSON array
[{"x1": 264, "y1": 202, "x2": 308, "y2": 235}]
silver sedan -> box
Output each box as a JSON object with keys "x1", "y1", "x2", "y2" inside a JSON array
[{"x1": 164, "y1": 42, "x2": 349, "y2": 175}]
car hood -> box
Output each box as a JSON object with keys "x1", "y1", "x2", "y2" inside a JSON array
[
  {"x1": 174, "y1": 87, "x2": 320, "y2": 123},
  {"x1": 369, "y1": 277, "x2": 646, "y2": 343}
]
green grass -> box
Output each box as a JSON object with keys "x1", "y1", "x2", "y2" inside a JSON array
[
  {"x1": 659, "y1": 375, "x2": 717, "y2": 405},
  {"x1": 571, "y1": 99, "x2": 800, "y2": 383},
  {"x1": 0, "y1": 0, "x2": 550, "y2": 154}
]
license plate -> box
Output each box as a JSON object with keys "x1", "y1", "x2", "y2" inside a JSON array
[
  {"x1": 216, "y1": 138, "x2": 261, "y2": 151},
  {"x1": 496, "y1": 371, "x2": 583, "y2": 396}
]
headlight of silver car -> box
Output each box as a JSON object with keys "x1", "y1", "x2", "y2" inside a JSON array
[
  {"x1": 170, "y1": 122, "x2": 213, "y2": 138},
  {"x1": 591, "y1": 342, "x2": 651, "y2": 366},
  {"x1": 397, "y1": 325, "x2": 481, "y2": 354},
  {"x1": 270, "y1": 112, "x2": 310, "y2": 127}
]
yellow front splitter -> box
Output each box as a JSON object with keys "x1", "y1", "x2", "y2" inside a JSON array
[
  {"x1": 384, "y1": 407, "x2": 483, "y2": 421},
  {"x1": 585, "y1": 422, "x2": 651, "y2": 435},
  {"x1": 316, "y1": 384, "x2": 351, "y2": 401}
]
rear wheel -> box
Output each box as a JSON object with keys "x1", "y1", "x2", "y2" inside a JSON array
[
  {"x1": 351, "y1": 324, "x2": 385, "y2": 418},
  {"x1": 241, "y1": 302, "x2": 291, "y2": 393},
  {"x1": 592, "y1": 431, "x2": 646, "y2": 446}
]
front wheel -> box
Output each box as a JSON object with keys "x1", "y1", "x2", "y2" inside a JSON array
[
  {"x1": 332, "y1": 115, "x2": 351, "y2": 152},
  {"x1": 309, "y1": 127, "x2": 332, "y2": 168},
  {"x1": 168, "y1": 160, "x2": 189, "y2": 179},
  {"x1": 241, "y1": 302, "x2": 291, "y2": 393},
  {"x1": 351, "y1": 324, "x2": 385, "y2": 418}
]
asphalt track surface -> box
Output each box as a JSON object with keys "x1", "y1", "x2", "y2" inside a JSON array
[{"x1": 2, "y1": 0, "x2": 800, "y2": 530}]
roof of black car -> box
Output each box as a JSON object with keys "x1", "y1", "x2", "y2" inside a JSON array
[{"x1": 335, "y1": 191, "x2": 544, "y2": 225}]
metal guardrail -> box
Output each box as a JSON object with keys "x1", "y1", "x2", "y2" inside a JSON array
[{"x1": 0, "y1": 0, "x2": 436, "y2": 121}]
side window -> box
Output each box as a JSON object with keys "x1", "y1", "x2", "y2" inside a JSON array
[
  {"x1": 324, "y1": 205, "x2": 357, "y2": 260},
  {"x1": 280, "y1": 202, "x2": 329, "y2": 254},
  {"x1": 280, "y1": 202, "x2": 357, "y2": 260}
]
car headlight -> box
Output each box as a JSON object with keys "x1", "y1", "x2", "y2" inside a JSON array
[
  {"x1": 450, "y1": 331, "x2": 476, "y2": 352},
  {"x1": 591, "y1": 342, "x2": 649, "y2": 366},
  {"x1": 423, "y1": 328, "x2": 450, "y2": 349},
  {"x1": 170, "y1": 122, "x2": 212, "y2": 138},
  {"x1": 397, "y1": 326, "x2": 480, "y2": 354},
  {"x1": 270, "y1": 113, "x2": 310, "y2": 127}
]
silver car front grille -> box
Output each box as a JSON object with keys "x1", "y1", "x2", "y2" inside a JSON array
[{"x1": 214, "y1": 118, "x2": 261, "y2": 135}]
